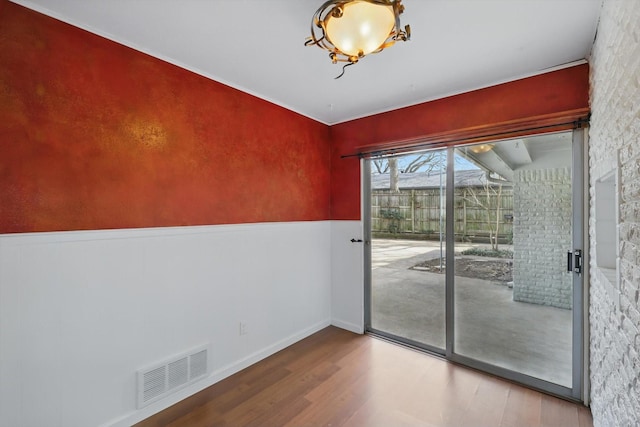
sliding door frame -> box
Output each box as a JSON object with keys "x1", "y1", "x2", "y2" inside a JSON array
[
  {"x1": 364, "y1": 129, "x2": 587, "y2": 402},
  {"x1": 363, "y1": 151, "x2": 448, "y2": 357}
]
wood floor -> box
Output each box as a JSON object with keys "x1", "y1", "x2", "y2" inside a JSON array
[{"x1": 136, "y1": 327, "x2": 593, "y2": 427}]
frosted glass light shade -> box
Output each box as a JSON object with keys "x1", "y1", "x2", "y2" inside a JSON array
[
  {"x1": 305, "y1": 0, "x2": 410, "y2": 77},
  {"x1": 469, "y1": 144, "x2": 495, "y2": 154},
  {"x1": 324, "y1": 1, "x2": 395, "y2": 57}
]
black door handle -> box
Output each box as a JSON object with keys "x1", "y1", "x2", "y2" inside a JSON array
[
  {"x1": 350, "y1": 238, "x2": 363, "y2": 243},
  {"x1": 568, "y1": 249, "x2": 582, "y2": 274},
  {"x1": 573, "y1": 249, "x2": 582, "y2": 274}
]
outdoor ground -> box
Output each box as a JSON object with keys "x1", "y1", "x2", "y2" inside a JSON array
[
  {"x1": 370, "y1": 238, "x2": 572, "y2": 388},
  {"x1": 412, "y1": 255, "x2": 513, "y2": 283}
]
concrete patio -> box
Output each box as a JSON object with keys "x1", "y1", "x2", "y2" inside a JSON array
[{"x1": 371, "y1": 239, "x2": 573, "y2": 387}]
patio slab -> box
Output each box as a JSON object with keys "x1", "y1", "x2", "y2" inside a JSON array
[{"x1": 370, "y1": 239, "x2": 572, "y2": 387}]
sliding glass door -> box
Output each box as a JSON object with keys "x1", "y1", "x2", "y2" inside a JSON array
[
  {"x1": 365, "y1": 130, "x2": 585, "y2": 399},
  {"x1": 366, "y1": 149, "x2": 448, "y2": 352}
]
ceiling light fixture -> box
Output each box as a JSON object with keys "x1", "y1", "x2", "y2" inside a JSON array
[
  {"x1": 305, "y1": 0, "x2": 410, "y2": 78},
  {"x1": 469, "y1": 144, "x2": 495, "y2": 154}
]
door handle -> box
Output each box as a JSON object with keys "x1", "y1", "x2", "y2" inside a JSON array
[
  {"x1": 568, "y1": 250, "x2": 582, "y2": 274},
  {"x1": 350, "y1": 238, "x2": 363, "y2": 243},
  {"x1": 573, "y1": 249, "x2": 582, "y2": 274}
]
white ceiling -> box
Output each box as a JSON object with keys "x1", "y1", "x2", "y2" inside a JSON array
[
  {"x1": 12, "y1": 0, "x2": 602, "y2": 125},
  {"x1": 462, "y1": 131, "x2": 573, "y2": 181}
]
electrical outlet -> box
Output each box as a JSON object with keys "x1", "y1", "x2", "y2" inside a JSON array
[{"x1": 239, "y1": 321, "x2": 248, "y2": 336}]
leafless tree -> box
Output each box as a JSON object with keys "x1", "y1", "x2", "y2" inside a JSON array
[
  {"x1": 374, "y1": 152, "x2": 444, "y2": 193},
  {"x1": 461, "y1": 173, "x2": 505, "y2": 251},
  {"x1": 372, "y1": 159, "x2": 389, "y2": 174},
  {"x1": 372, "y1": 152, "x2": 441, "y2": 175},
  {"x1": 402, "y1": 152, "x2": 441, "y2": 173},
  {"x1": 389, "y1": 158, "x2": 400, "y2": 193}
]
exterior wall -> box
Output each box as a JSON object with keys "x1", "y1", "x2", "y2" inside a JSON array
[
  {"x1": 513, "y1": 169, "x2": 573, "y2": 309},
  {"x1": 588, "y1": 0, "x2": 640, "y2": 426}
]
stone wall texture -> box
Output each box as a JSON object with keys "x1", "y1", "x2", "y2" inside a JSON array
[
  {"x1": 513, "y1": 168, "x2": 573, "y2": 309},
  {"x1": 588, "y1": 0, "x2": 640, "y2": 426}
]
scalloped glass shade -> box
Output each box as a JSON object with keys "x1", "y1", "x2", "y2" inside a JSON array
[{"x1": 324, "y1": 1, "x2": 395, "y2": 57}]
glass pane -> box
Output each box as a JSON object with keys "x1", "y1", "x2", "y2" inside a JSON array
[
  {"x1": 369, "y1": 150, "x2": 447, "y2": 349},
  {"x1": 453, "y1": 133, "x2": 573, "y2": 387}
]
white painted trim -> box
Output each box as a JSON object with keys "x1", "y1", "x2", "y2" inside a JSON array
[
  {"x1": 105, "y1": 319, "x2": 330, "y2": 427},
  {"x1": 580, "y1": 127, "x2": 591, "y2": 406},
  {"x1": 1, "y1": 221, "x2": 332, "y2": 426},
  {"x1": 330, "y1": 221, "x2": 365, "y2": 335},
  {"x1": 0, "y1": 221, "x2": 324, "y2": 243},
  {"x1": 331, "y1": 319, "x2": 364, "y2": 335}
]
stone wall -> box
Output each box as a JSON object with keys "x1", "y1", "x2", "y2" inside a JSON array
[
  {"x1": 588, "y1": 0, "x2": 640, "y2": 425},
  {"x1": 512, "y1": 168, "x2": 573, "y2": 309}
]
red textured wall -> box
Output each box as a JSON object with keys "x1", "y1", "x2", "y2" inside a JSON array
[
  {"x1": 0, "y1": 1, "x2": 331, "y2": 233},
  {"x1": 330, "y1": 64, "x2": 590, "y2": 220}
]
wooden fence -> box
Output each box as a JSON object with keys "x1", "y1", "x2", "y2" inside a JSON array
[{"x1": 371, "y1": 187, "x2": 514, "y2": 242}]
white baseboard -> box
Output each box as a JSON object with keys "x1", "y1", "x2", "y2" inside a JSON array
[
  {"x1": 106, "y1": 319, "x2": 331, "y2": 427},
  {"x1": 331, "y1": 318, "x2": 364, "y2": 334}
]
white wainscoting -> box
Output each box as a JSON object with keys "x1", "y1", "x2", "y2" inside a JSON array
[
  {"x1": 0, "y1": 222, "x2": 332, "y2": 427},
  {"x1": 330, "y1": 221, "x2": 365, "y2": 334}
]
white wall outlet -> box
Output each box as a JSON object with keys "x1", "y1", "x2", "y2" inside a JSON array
[{"x1": 239, "y1": 321, "x2": 248, "y2": 335}]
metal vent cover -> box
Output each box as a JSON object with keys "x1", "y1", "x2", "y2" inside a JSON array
[
  {"x1": 137, "y1": 344, "x2": 209, "y2": 408},
  {"x1": 168, "y1": 357, "x2": 189, "y2": 389},
  {"x1": 142, "y1": 366, "x2": 166, "y2": 403},
  {"x1": 189, "y1": 349, "x2": 207, "y2": 380}
]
